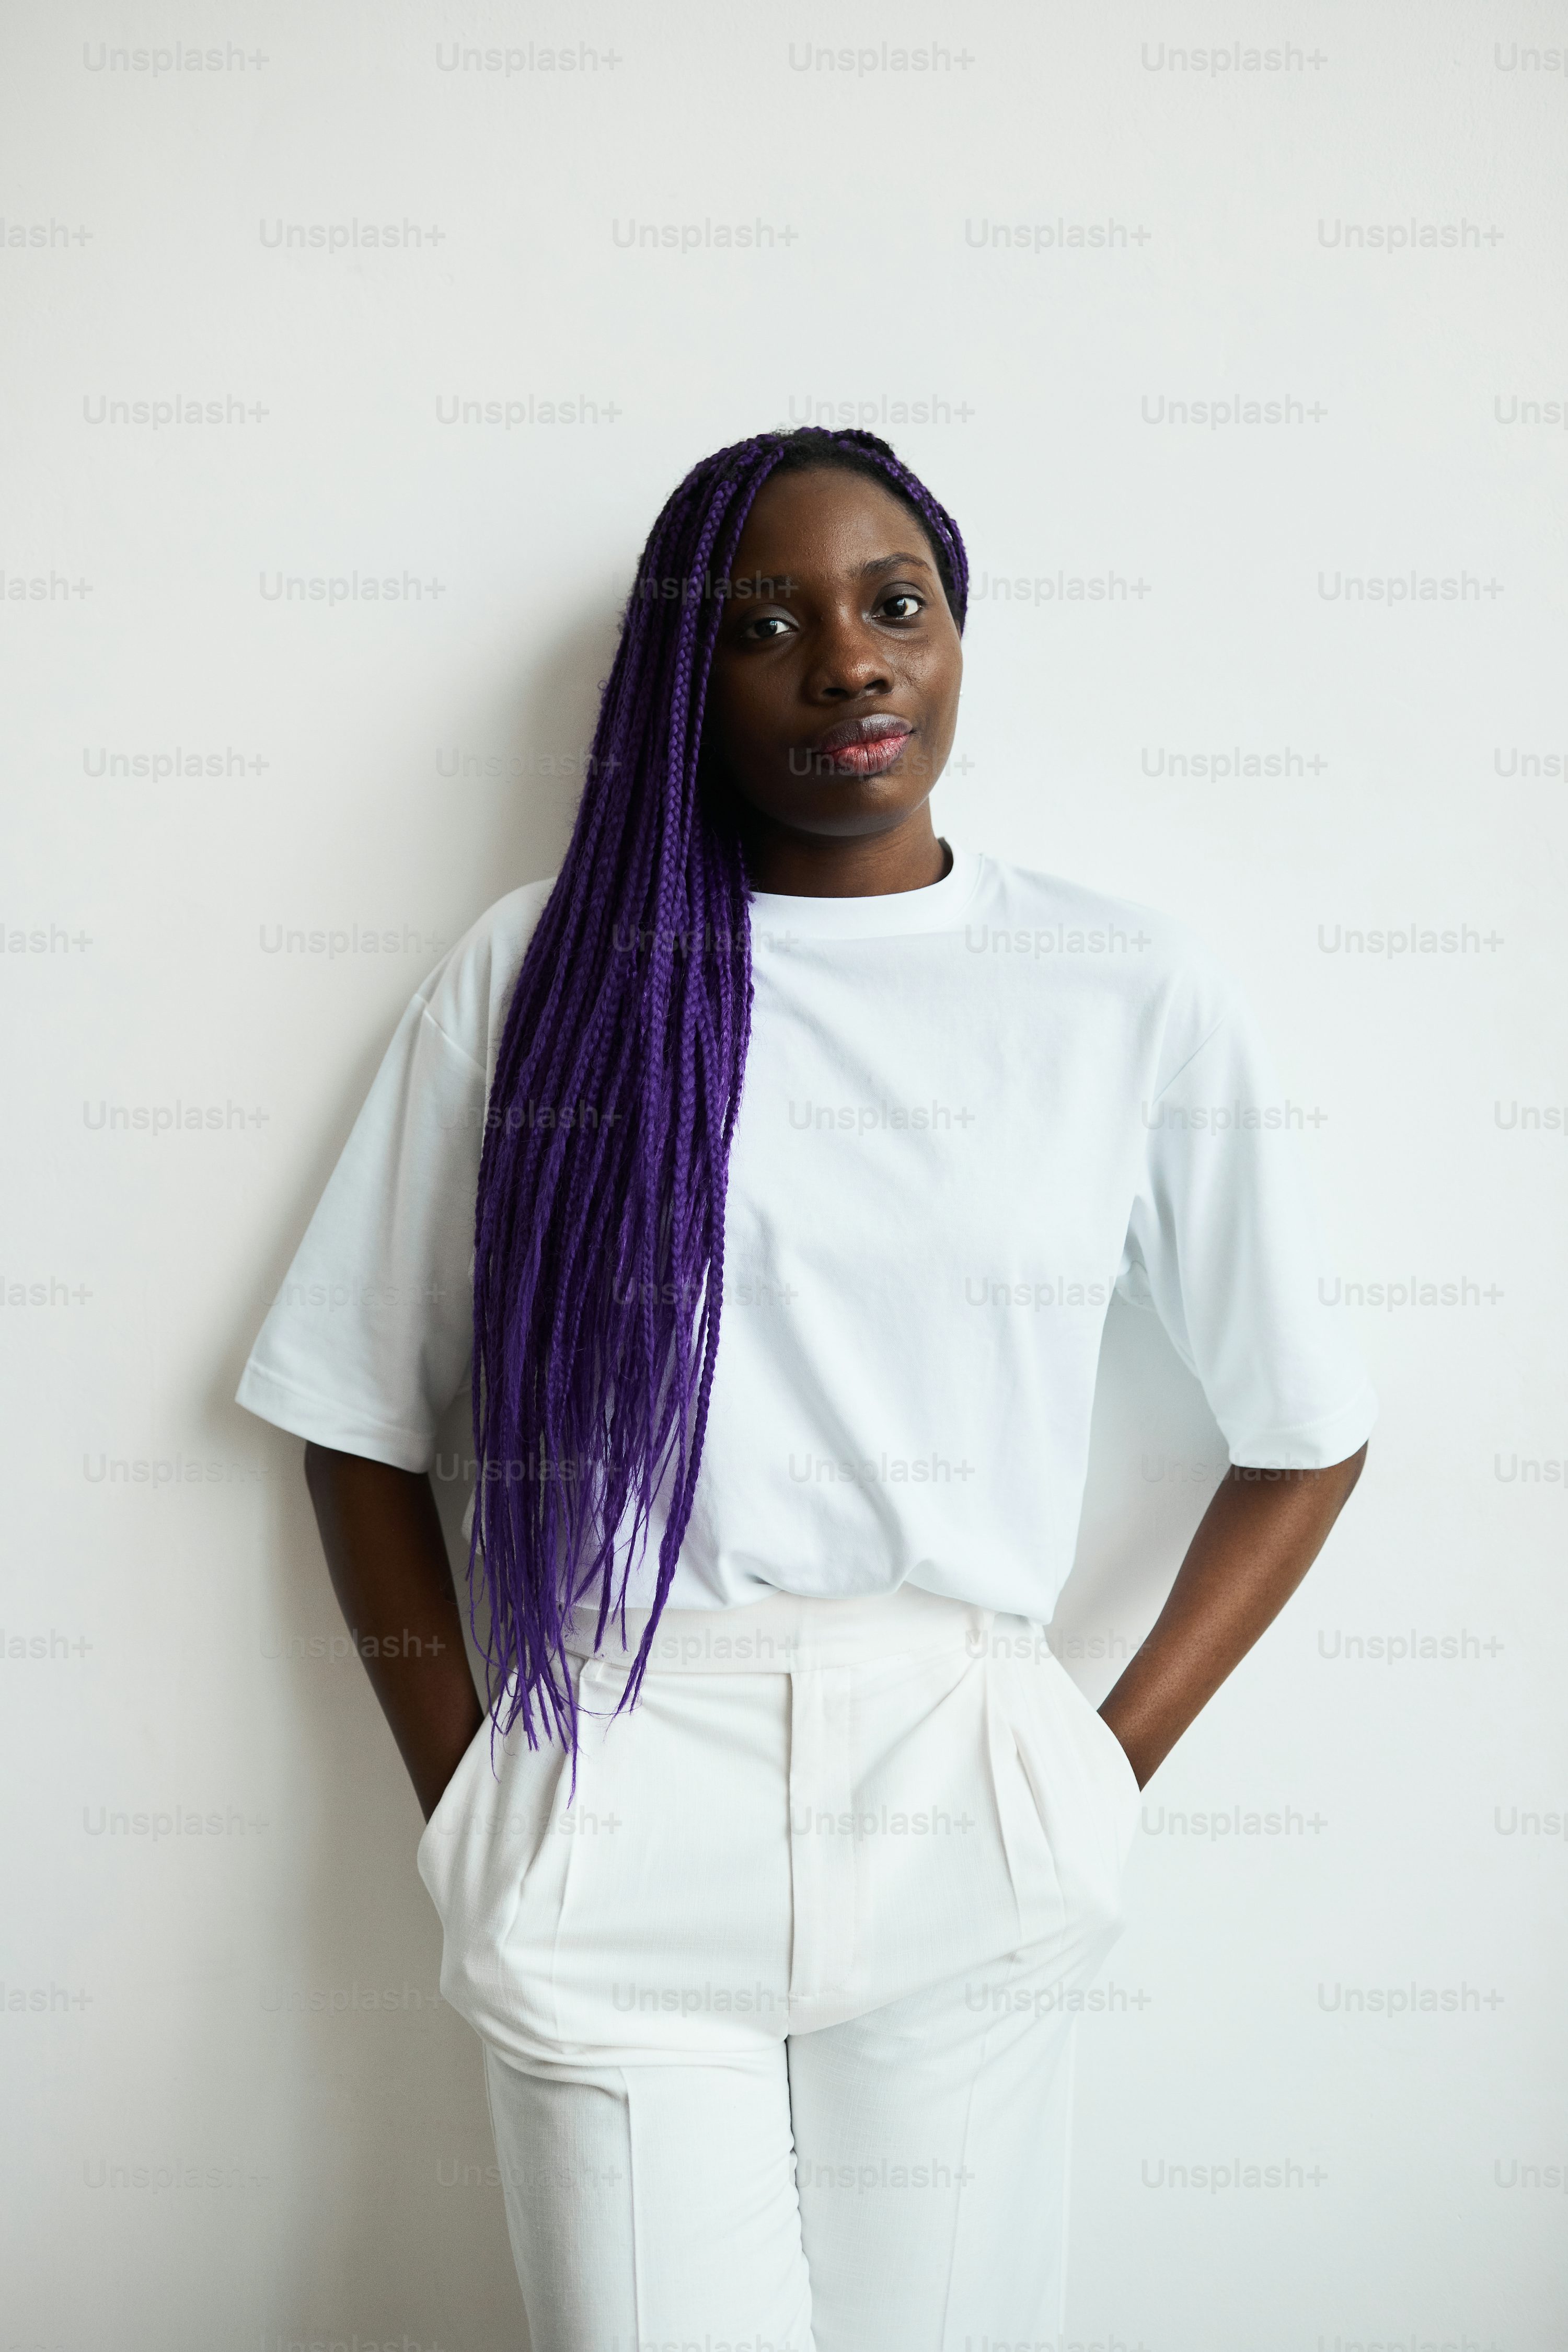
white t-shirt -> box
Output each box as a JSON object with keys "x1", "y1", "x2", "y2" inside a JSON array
[{"x1": 236, "y1": 850, "x2": 1376, "y2": 1621}]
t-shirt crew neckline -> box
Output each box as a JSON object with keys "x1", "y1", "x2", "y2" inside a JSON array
[{"x1": 747, "y1": 844, "x2": 984, "y2": 941}]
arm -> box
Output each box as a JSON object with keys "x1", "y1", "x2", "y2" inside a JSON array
[
  {"x1": 1099, "y1": 1442, "x2": 1368, "y2": 1788},
  {"x1": 303, "y1": 1442, "x2": 486, "y2": 1821}
]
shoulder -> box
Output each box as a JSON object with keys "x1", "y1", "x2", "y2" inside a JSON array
[
  {"x1": 414, "y1": 875, "x2": 558, "y2": 1071},
  {"x1": 970, "y1": 855, "x2": 1243, "y2": 1029}
]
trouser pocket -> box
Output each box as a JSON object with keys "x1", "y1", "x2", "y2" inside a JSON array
[{"x1": 1001, "y1": 1640, "x2": 1140, "y2": 1945}]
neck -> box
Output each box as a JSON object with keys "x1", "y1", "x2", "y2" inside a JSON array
[{"x1": 744, "y1": 810, "x2": 951, "y2": 898}]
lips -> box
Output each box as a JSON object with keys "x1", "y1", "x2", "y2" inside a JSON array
[{"x1": 809, "y1": 713, "x2": 914, "y2": 776}]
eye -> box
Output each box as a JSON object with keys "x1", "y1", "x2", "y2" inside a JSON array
[
  {"x1": 742, "y1": 613, "x2": 794, "y2": 641},
  {"x1": 880, "y1": 591, "x2": 925, "y2": 620}
]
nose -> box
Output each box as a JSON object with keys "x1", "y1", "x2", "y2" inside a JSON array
[{"x1": 805, "y1": 607, "x2": 894, "y2": 704}]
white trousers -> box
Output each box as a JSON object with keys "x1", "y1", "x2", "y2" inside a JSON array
[{"x1": 418, "y1": 1584, "x2": 1142, "y2": 2352}]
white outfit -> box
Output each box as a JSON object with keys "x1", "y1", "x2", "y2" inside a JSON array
[
  {"x1": 236, "y1": 850, "x2": 1377, "y2": 1619},
  {"x1": 428, "y1": 1582, "x2": 1141, "y2": 2352},
  {"x1": 235, "y1": 849, "x2": 1376, "y2": 2347}
]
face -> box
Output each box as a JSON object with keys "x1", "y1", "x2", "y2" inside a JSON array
[{"x1": 702, "y1": 467, "x2": 964, "y2": 849}]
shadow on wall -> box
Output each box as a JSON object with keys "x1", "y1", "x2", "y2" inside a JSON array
[
  {"x1": 453, "y1": 593, "x2": 628, "y2": 925},
  {"x1": 1051, "y1": 1291, "x2": 1228, "y2": 1699}
]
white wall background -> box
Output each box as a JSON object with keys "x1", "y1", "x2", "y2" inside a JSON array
[{"x1": 3, "y1": 1, "x2": 1565, "y2": 2345}]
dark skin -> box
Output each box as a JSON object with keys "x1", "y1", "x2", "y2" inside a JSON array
[
  {"x1": 305, "y1": 464, "x2": 1367, "y2": 1819},
  {"x1": 702, "y1": 466, "x2": 962, "y2": 897}
]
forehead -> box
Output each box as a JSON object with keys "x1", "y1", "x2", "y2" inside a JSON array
[{"x1": 730, "y1": 467, "x2": 935, "y2": 578}]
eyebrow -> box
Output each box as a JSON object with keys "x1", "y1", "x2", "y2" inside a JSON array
[{"x1": 859, "y1": 550, "x2": 934, "y2": 577}]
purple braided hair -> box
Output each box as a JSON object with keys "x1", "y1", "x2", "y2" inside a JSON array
[{"x1": 469, "y1": 426, "x2": 969, "y2": 1763}]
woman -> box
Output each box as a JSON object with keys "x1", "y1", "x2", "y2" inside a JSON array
[{"x1": 238, "y1": 426, "x2": 1374, "y2": 2349}]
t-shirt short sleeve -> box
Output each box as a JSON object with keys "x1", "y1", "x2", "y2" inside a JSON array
[
  {"x1": 235, "y1": 994, "x2": 488, "y2": 1472},
  {"x1": 1115, "y1": 972, "x2": 1377, "y2": 1470}
]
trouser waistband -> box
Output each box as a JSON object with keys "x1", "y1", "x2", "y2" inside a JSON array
[{"x1": 562, "y1": 1582, "x2": 1000, "y2": 1674}]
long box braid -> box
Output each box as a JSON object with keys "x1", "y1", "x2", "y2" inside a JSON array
[{"x1": 469, "y1": 427, "x2": 969, "y2": 1768}]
